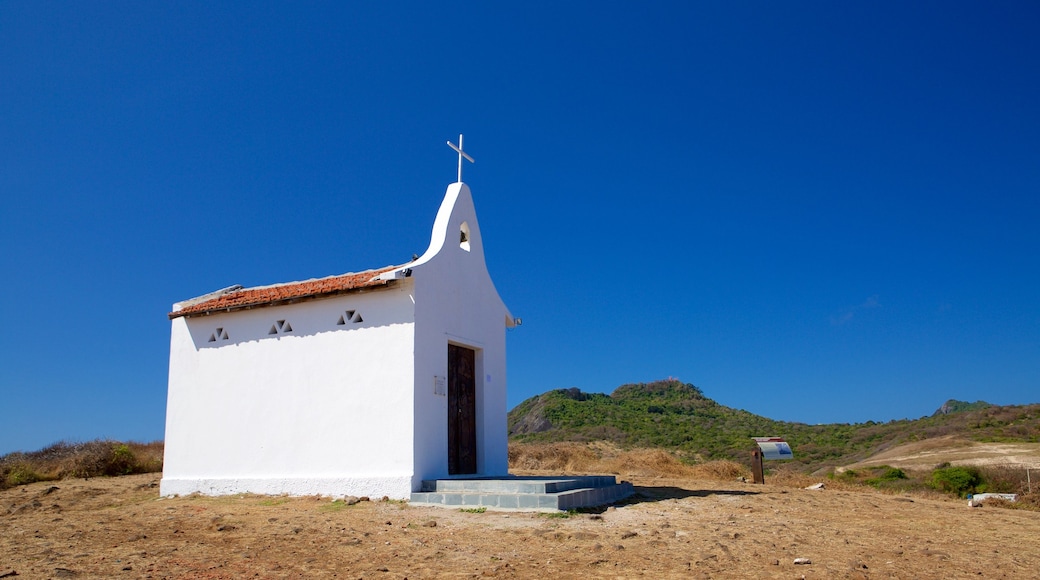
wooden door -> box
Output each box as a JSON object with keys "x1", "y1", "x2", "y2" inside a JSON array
[{"x1": 447, "y1": 344, "x2": 477, "y2": 475}]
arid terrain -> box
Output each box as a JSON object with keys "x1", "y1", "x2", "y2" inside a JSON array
[
  {"x1": 3, "y1": 469, "x2": 1039, "y2": 579},
  {"x1": 841, "y1": 437, "x2": 1040, "y2": 472}
]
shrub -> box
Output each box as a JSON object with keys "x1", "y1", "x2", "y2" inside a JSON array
[
  {"x1": 128, "y1": 440, "x2": 164, "y2": 473},
  {"x1": 866, "y1": 467, "x2": 907, "y2": 486},
  {"x1": 977, "y1": 464, "x2": 1029, "y2": 494},
  {"x1": 830, "y1": 468, "x2": 857, "y2": 480},
  {"x1": 66, "y1": 440, "x2": 123, "y2": 477},
  {"x1": 109, "y1": 444, "x2": 136, "y2": 475},
  {"x1": 4, "y1": 462, "x2": 45, "y2": 487},
  {"x1": 931, "y1": 465, "x2": 983, "y2": 497},
  {"x1": 1016, "y1": 491, "x2": 1040, "y2": 511}
]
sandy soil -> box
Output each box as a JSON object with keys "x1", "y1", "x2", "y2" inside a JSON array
[
  {"x1": 843, "y1": 436, "x2": 1040, "y2": 472},
  {"x1": 3, "y1": 472, "x2": 1039, "y2": 579}
]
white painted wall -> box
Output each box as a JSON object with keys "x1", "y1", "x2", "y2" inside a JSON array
[
  {"x1": 161, "y1": 181, "x2": 512, "y2": 499},
  {"x1": 407, "y1": 183, "x2": 512, "y2": 485},
  {"x1": 162, "y1": 284, "x2": 418, "y2": 498}
]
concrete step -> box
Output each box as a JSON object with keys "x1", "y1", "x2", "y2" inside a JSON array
[{"x1": 410, "y1": 475, "x2": 634, "y2": 511}]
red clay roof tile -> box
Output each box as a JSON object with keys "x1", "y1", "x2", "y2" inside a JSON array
[{"x1": 169, "y1": 264, "x2": 403, "y2": 319}]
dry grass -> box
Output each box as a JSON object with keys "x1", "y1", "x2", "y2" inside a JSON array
[
  {"x1": 843, "y1": 436, "x2": 1040, "y2": 472},
  {"x1": 6, "y1": 438, "x2": 1035, "y2": 513},
  {"x1": 508, "y1": 441, "x2": 749, "y2": 481},
  {"x1": 767, "y1": 464, "x2": 878, "y2": 492},
  {"x1": 507, "y1": 441, "x2": 1040, "y2": 512},
  {"x1": 508, "y1": 441, "x2": 599, "y2": 472},
  {"x1": 0, "y1": 440, "x2": 164, "y2": 489},
  {"x1": 974, "y1": 463, "x2": 1040, "y2": 511},
  {"x1": 983, "y1": 496, "x2": 1040, "y2": 511}
]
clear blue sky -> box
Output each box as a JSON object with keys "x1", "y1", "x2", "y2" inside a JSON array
[{"x1": 2, "y1": 2, "x2": 1038, "y2": 454}]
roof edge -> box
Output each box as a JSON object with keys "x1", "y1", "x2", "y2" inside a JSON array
[
  {"x1": 168, "y1": 279, "x2": 399, "y2": 320},
  {"x1": 168, "y1": 264, "x2": 406, "y2": 320}
]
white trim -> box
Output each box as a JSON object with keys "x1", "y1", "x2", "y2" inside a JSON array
[
  {"x1": 160, "y1": 475, "x2": 413, "y2": 499},
  {"x1": 445, "y1": 332, "x2": 485, "y2": 349}
]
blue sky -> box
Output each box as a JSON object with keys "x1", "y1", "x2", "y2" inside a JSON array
[{"x1": 2, "y1": 2, "x2": 1038, "y2": 454}]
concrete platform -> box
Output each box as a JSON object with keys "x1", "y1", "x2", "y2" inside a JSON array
[{"x1": 409, "y1": 475, "x2": 634, "y2": 511}]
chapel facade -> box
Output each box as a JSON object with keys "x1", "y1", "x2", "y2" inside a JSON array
[{"x1": 161, "y1": 179, "x2": 514, "y2": 499}]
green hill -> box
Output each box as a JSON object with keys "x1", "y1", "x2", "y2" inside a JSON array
[
  {"x1": 508, "y1": 379, "x2": 1040, "y2": 471},
  {"x1": 932, "y1": 399, "x2": 992, "y2": 416}
]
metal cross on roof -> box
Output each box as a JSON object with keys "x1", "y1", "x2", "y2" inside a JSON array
[{"x1": 447, "y1": 134, "x2": 474, "y2": 183}]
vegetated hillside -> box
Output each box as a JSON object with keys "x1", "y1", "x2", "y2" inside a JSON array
[
  {"x1": 932, "y1": 399, "x2": 992, "y2": 416},
  {"x1": 508, "y1": 379, "x2": 1040, "y2": 471}
]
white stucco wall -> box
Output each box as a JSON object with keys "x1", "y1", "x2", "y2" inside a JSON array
[
  {"x1": 161, "y1": 284, "x2": 418, "y2": 498},
  {"x1": 161, "y1": 181, "x2": 512, "y2": 498},
  {"x1": 406, "y1": 183, "x2": 512, "y2": 485}
]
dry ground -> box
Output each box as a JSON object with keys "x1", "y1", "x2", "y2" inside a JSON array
[
  {"x1": 3, "y1": 472, "x2": 1040, "y2": 579},
  {"x1": 841, "y1": 436, "x2": 1040, "y2": 472}
]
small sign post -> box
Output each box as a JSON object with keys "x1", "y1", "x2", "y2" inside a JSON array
[
  {"x1": 750, "y1": 437, "x2": 793, "y2": 484},
  {"x1": 751, "y1": 449, "x2": 765, "y2": 484}
]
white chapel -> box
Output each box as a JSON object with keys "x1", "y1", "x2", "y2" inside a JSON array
[{"x1": 161, "y1": 139, "x2": 515, "y2": 499}]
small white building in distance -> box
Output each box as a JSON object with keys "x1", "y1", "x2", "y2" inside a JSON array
[{"x1": 160, "y1": 173, "x2": 515, "y2": 499}]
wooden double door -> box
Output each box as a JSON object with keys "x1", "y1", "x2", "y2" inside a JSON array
[{"x1": 447, "y1": 344, "x2": 477, "y2": 475}]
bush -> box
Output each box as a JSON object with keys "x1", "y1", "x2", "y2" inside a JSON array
[
  {"x1": 830, "y1": 468, "x2": 857, "y2": 481},
  {"x1": 109, "y1": 444, "x2": 136, "y2": 475},
  {"x1": 866, "y1": 467, "x2": 907, "y2": 486},
  {"x1": 3, "y1": 462, "x2": 46, "y2": 487},
  {"x1": 931, "y1": 465, "x2": 983, "y2": 497},
  {"x1": 977, "y1": 464, "x2": 1030, "y2": 494}
]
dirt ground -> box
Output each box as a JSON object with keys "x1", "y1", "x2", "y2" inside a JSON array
[{"x1": 3, "y1": 472, "x2": 1039, "y2": 579}]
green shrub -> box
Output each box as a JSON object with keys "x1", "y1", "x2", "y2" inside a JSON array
[
  {"x1": 860, "y1": 466, "x2": 910, "y2": 490},
  {"x1": 4, "y1": 463, "x2": 43, "y2": 487},
  {"x1": 833, "y1": 468, "x2": 856, "y2": 479},
  {"x1": 108, "y1": 444, "x2": 136, "y2": 475},
  {"x1": 866, "y1": 467, "x2": 907, "y2": 484},
  {"x1": 931, "y1": 466, "x2": 983, "y2": 497}
]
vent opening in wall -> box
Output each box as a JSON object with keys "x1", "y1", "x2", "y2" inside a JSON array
[
  {"x1": 459, "y1": 222, "x2": 471, "y2": 252},
  {"x1": 269, "y1": 320, "x2": 292, "y2": 335},
  {"x1": 337, "y1": 310, "x2": 363, "y2": 325},
  {"x1": 209, "y1": 327, "x2": 230, "y2": 342}
]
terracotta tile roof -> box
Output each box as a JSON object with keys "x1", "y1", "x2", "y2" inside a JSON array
[{"x1": 169, "y1": 264, "x2": 404, "y2": 319}]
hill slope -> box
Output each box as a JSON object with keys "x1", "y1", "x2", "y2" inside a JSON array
[
  {"x1": 841, "y1": 435, "x2": 1040, "y2": 471},
  {"x1": 933, "y1": 399, "x2": 992, "y2": 416},
  {"x1": 508, "y1": 379, "x2": 1040, "y2": 470}
]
